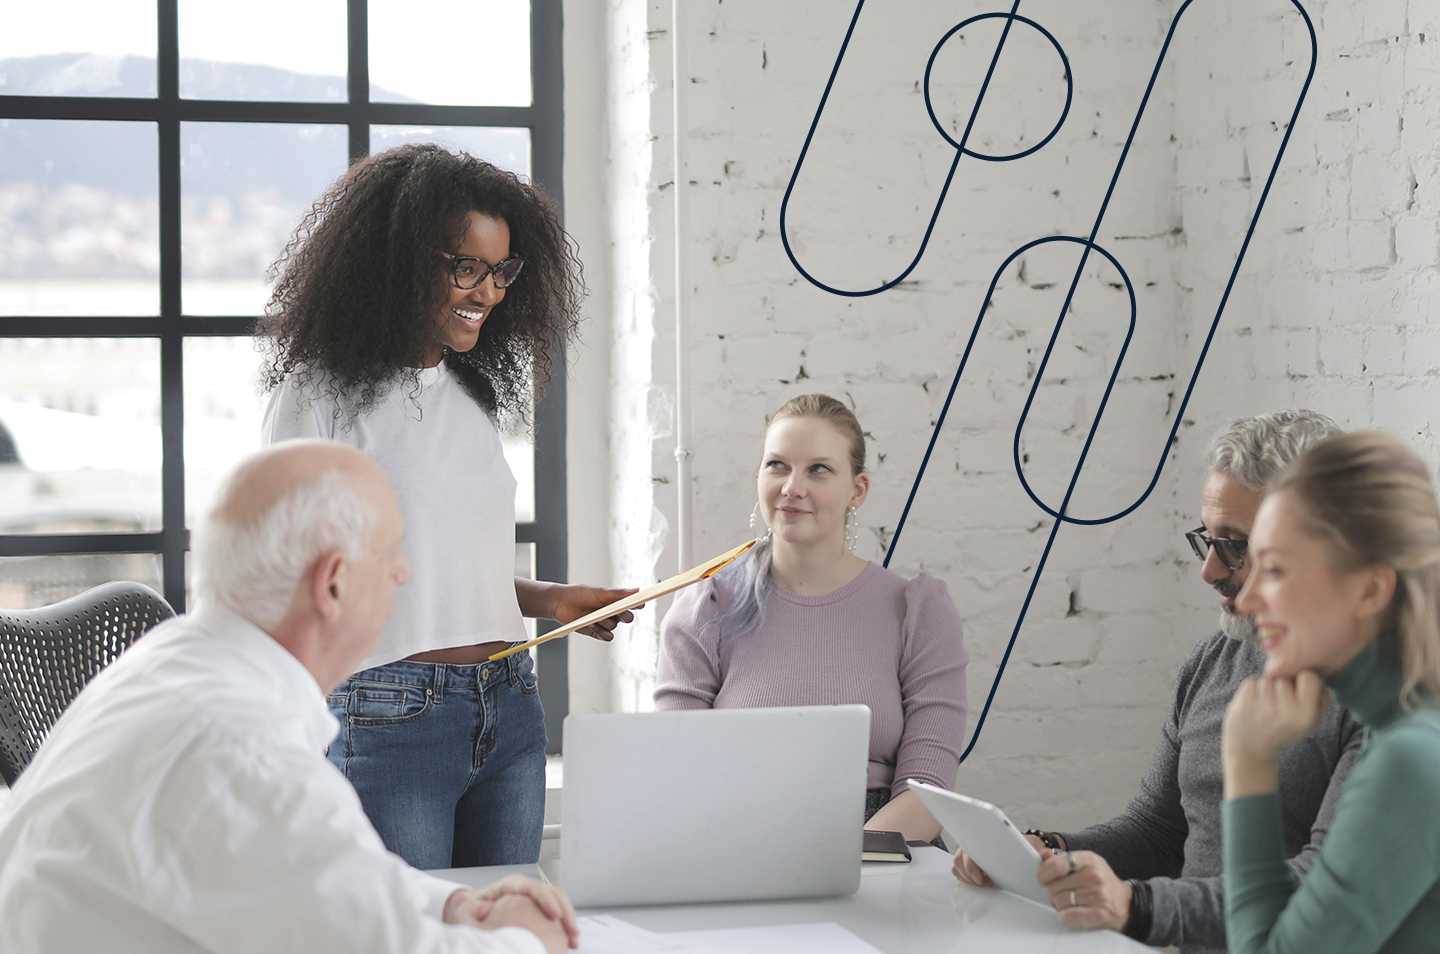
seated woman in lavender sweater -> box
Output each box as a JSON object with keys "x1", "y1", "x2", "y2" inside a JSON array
[{"x1": 655, "y1": 393, "x2": 969, "y2": 843}]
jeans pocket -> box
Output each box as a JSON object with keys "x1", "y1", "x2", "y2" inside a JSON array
[
  {"x1": 348, "y1": 683, "x2": 433, "y2": 725},
  {"x1": 512, "y1": 653, "x2": 539, "y2": 695}
]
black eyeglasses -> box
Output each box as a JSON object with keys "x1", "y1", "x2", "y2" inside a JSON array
[
  {"x1": 1184, "y1": 525, "x2": 1248, "y2": 572},
  {"x1": 440, "y1": 252, "x2": 526, "y2": 290}
]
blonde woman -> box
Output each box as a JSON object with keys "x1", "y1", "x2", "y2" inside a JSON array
[
  {"x1": 1221, "y1": 431, "x2": 1440, "y2": 952},
  {"x1": 655, "y1": 394, "x2": 969, "y2": 843}
]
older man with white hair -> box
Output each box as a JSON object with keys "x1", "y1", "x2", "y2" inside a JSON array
[
  {"x1": 953, "y1": 410, "x2": 1367, "y2": 954},
  {"x1": 0, "y1": 440, "x2": 576, "y2": 954}
]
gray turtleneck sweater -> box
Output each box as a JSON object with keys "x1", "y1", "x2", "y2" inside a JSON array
[{"x1": 1057, "y1": 633, "x2": 1365, "y2": 953}]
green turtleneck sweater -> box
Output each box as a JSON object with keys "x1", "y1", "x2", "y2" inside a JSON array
[{"x1": 1223, "y1": 640, "x2": 1440, "y2": 953}]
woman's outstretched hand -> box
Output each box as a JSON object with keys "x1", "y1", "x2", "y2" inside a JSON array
[{"x1": 552, "y1": 585, "x2": 643, "y2": 641}]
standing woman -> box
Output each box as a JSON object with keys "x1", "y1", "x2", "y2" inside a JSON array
[
  {"x1": 1220, "y1": 431, "x2": 1440, "y2": 952},
  {"x1": 259, "y1": 143, "x2": 633, "y2": 869},
  {"x1": 655, "y1": 394, "x2": 968, "y2": 843}
]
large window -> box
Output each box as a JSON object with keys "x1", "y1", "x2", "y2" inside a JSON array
[{"x1": 0, "y1": 0, "x2": 570, "y2": 747}]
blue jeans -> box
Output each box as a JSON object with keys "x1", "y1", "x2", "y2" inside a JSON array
[{"x1": 326, "y1": 653, "x2": 547, "y2": 870}]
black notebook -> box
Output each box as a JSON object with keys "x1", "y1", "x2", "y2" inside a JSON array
[{"x1": 862, "y1": 829, "x2": 912, "y2": 863}]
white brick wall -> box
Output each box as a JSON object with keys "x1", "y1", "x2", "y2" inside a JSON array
[{"x1": 564, "y1": 0, "x2": 1439, "y2": 828}]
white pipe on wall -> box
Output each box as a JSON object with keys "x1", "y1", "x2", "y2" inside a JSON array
[{"x1": 670, "y1": 0, "x2": 694, "y2": 573}]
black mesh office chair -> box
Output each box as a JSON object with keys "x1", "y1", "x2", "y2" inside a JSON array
[{"x1": 0, "y1": 581, "x2": 174, "y2": 786}]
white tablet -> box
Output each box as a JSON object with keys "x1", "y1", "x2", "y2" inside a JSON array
[{"x1": 908, "y1": 780, "x2": 1050, "y2": 907}]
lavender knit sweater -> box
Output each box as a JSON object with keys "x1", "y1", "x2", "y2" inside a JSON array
[{"x1": 655, "y1": 562, "x2": 969, "y2": 797}]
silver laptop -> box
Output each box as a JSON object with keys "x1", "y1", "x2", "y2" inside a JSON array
[{"x1": 551, "y1": 704, "x2": 869, "y2": 907}]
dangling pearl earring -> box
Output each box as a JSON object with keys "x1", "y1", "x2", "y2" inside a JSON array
[
  {"x1": 749, "y1": 503, "x2": 772, "y2": 542},
  {"x1": 845, "y1": 505, "x2": 859, "y2": 552}
]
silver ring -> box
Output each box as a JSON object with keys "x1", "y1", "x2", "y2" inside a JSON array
[
  {"x1": 1069, "y1": 889, "x2": 1077, "y2": 909},
  {"x1": 1066, "y1": 852, "x2": 1077, "y2": 876}
]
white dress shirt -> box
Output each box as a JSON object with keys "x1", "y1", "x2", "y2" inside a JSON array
[
  {"x1": 0, "y1": 605, "x2": 544, "y2": 954},
  {"x1": 262, "y1": 363, "x2": 526, "y2": 671}
]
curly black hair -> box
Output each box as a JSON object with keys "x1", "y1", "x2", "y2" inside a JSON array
[{"x1": 258, "y1": 143, "x2": 583, "y2": 425}]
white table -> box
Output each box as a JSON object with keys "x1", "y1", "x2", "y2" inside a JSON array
[{"x1": 435, "y1": 847, "x2": 1150, "y2": 953}]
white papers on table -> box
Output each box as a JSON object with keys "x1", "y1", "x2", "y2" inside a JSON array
[
  {"x1": 574, "y1": 915, "x2": 695, "y2": 953},
  {"x1": 667, "y1": 922, "x2": 883, "y2": 954},
  {"x1": 574, "y1": 917, "x2": 882, "y2": 954}
]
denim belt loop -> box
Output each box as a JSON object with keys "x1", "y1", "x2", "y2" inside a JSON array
[{"x1": 430, "y1": 663, "x2": 446, "y2": 703}]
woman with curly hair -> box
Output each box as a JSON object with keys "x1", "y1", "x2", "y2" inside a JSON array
[{"x1": 259, "y1": 143, "x2": 634, "y2": 870}]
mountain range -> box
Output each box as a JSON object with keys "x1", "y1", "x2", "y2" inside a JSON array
[
  {"x1": 0, "y1": 55, "x2": 528, "y2": 280},
  {"x1": 0, "y1": 54, "x2": 423, "y2": 201}
]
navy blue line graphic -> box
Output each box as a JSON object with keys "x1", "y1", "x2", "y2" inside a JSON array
[
  {"x1": 782, "y1": 1, "x2": 1319, "y2": 762},
  {"x1": 924, "y1": 13, "x2": 1072, "y2": 162},
  {"x1": 778, "y1": 0, "x2": 1032, "y2": 298}
]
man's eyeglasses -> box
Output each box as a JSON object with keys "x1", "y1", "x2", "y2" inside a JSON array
[
  {"x1": 440, "y1": 252, "x2": 526, "y2": 290},
  {"x1": 1184, "y1": 526, "x2": 1247, "y2": 572}
]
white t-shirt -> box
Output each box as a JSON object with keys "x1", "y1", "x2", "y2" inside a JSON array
[
  {"x1": 261, "y1": 363, "x2": 526, "y2": 671},
  {"x1": 0, "y1": 605, "x2": 543, "y2": 954}
]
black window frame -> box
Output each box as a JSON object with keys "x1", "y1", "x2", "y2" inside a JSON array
[{"x1": 0, "y1": 0, "x2": 571, "y2": 750}]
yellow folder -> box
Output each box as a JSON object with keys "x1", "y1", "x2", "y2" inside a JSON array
[{"x1": 487, "y1": 537, "x2": 762, "y2": 662}]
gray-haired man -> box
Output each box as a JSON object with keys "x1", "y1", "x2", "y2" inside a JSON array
[
  {"x1": 0, "y1": 441, "x2": 576, "y2": 954},
  {"x1": 954, "y1": 410, "x2": 1365, "y2": 954}
]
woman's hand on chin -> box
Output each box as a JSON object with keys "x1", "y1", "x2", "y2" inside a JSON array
[{"x1": 1222, "y1": 671, "x2": 1328, "y2": 797}]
